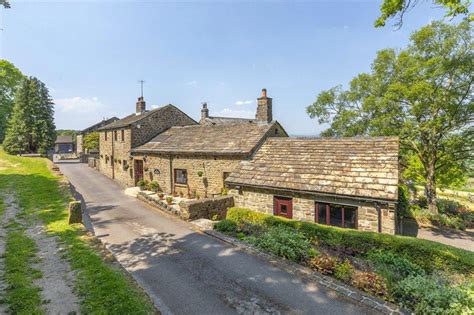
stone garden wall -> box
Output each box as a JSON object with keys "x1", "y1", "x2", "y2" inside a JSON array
[{"x1": 179, "y1": 195, "x2": 234, "y2": 221}]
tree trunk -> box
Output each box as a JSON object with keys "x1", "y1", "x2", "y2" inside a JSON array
[{"x1": 425, "y1": 161, "x2": 438, "y2": 214}]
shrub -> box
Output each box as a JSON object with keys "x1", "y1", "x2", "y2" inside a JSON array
[
  {"x1": 392, "y1": 275, "x2": 474, "y2": 314},
  {"x1": 253, "y1": 226, "x2": 312, "y2": 262},
  {"x1": 334, "y1": 259, "x2": 355, "y2": 282},
  {"x1": 225, "y1": 208, "x2": 474, "y2": 276},
  {"x1": 308, "y1": 254, "x2": 338, "y2": 275},
  {"x1": 137, "y1": 179, "x2": 145, "y2": 188},
  {"x1": 367, "y1": 251, "x2": 424, "y2": 287},
  {"x1": 351, "y1": 272, "x2": 387, "y2": 297},
  {"x1": 214, "y1": 219, "x2": 237, "y2": 235},
  {"x1": 149, "y1": 181, "x2": 160, "y2": 192}
]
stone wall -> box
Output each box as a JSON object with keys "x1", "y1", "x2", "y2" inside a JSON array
[
  {"x1": 179, "y1": 195, "x2": 234, "y2": 221},
  {"x1": 229, "y1": 186, "x2": 396, "y2": 234},
  {"x1": 76, "y1": 134, "x2": 83, "y2": 155},
  {"x1": 136, "y1": 153, "x2": 243, "y2": 196},
  {"x1": 98, "y1": 128, "x2": 134, "y2": 186}
]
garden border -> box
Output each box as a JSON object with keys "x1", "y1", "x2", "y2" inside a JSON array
[{"x1": 202, "y1": 228, "x2": 406, "y2": 315}]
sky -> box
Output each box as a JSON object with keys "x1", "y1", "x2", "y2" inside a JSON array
[{"x1": 0, "y1": 0, "x2": 453, "y2": 135}]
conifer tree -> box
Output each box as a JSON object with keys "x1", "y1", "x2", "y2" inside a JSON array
[{"x1": 3, "y1": 77, "x2": 56, "y2": 154}]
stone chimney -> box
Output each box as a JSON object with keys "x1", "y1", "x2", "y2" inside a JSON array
[
  {"x1": 256, "y1": 88, "x2": 272, "y2": 123},
  {"x1": 136, "y1": 96, "x2": 146, "y2": 114},
  {"x1": 201, "y1": 102, "x2": 209, "y2": 121}
]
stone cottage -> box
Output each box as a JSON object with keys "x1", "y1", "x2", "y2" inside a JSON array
[
  {"x1": 76, "y1": 117, "x2": 119, "y2": 155},
  {"x1": 97, "y1": 97, "x2": 197, "y2": 186},
  {"x1": 225, "y1": 137, "x2": 399, "y2": 234},
  {"x1": 131, "y1": 89, "x2": 288, "y2": 196}
]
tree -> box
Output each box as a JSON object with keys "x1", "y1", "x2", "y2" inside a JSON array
[
  {"x1": 83, "y1": 131, "x2": 99, "y2": 152},
  {"x1": 3, "y1": 77, "x2": 56, "y2": 154},
  {"x1": 0, "y1": 60, "x2": 24, "y2": 143},
  {"x1": 1, "y1": 0, "x2": 10, "y2": 9},
  {"x1": 307, "y1": 21, "x2": 473, "y2": 213},
  {"x1": 375, "y1": 0, "x2": 472, "y2": 28}
]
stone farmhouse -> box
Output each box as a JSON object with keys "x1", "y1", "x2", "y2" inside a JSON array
[
  {"x1": 76, "y1": 117, "x2": 119, "y2": 155},
  {"x1": 130, "y1": 89, "x2": 287, "y2": 197},
  {"x1": 226, "y1": 137, "x2": 399, "y2": 234},
  {"x1": 97, "y1": 97, "x2": 197, "y2": 186},
  {"x1": 96, "y1": 89, "x2": 399, "y2": 234}
]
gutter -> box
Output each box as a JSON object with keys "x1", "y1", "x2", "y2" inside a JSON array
[{"x1": 225, "y1": 181, "x2": 397, "y2": 205}]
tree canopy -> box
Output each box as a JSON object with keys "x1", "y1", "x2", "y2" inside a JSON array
[
  {"x1": 83, "y1": 131, "x2": 99, "y2": 152},
  {"x1": 0, "y1": 60, "x2": 24, "y2": 143},
  {"x1": 307, "y1": 21, "x2": 473, "y2": 213},
  {"x1": 3, "y1": 77, "x2": 56, "y2": 154},
  {"x1": 375, "y1": 0, "x2": 472, "y2": 28},
  {"x1": 0, "y1": 0, "x2": 10, "y2": 9}
]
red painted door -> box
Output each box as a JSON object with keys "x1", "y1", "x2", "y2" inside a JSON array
[
  {"x1": 273, "y1": 197, "x2": 293, "y2": 219},
  {"x1": 134, "y1": 160, "x2": 144, "y2": 185}
]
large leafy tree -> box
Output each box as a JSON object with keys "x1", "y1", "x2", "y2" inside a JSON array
[
  {"x1": 1, "y1": 0, "x2": 10, "y2": 9},
  {"x1": 3, "y1": 77, "x2": 56, "y2": 154},
  {"x1": 83, "y1": 131, "x2": 99, "y2": 152},
  {"x1": 307, "y1": 21, "x2": 473, "y2": 213},
  {"x1": 0, "y1": 60, "x2": 24, "y2": 143},
  {"x1": 376, "y1": 0, "x2": 472, "y2": 28}
]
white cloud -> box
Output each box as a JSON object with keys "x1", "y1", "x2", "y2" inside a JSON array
[
  {"x1": 53, "y1": 96, "x2": 111, "y2": 130},
  {"x1": 215, "y1": 108, "x2": 255, "y2": 119},
  {"x1": 185, "y1": 80, "x2": 198, "y2": 86},
  {"x1": 54, "y1": 96, "x2": 104, "y2": 113},
  {"x1": 235, "y1": 100, "x2": 254, "y2": 106},
  {"x1": 151, "y1": 104, "x2": 160, "y2": 109}
]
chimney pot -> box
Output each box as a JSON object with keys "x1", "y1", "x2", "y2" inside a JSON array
[
  {"x1": 262, "y1": 88, "x2": 267, "y2": 97},
  {"x1": 136, "y1": 96, "x2": 146, "y2": 114}
]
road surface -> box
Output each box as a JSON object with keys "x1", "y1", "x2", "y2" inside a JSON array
[{"x1": 58, "y1": 161, "x2": 376, "y2": 315}]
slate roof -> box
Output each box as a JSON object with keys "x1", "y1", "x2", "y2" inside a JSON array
[
  {"x1": 200, "y1": 116, "x2": 258, "y2": 125},
  {"x1": 226, "y1": 137, "x2": 399, "y2": 202},
  {"x1": 98, "y1": 105, "x2": 194, "y2": 131},
  {"x1": 55, "y1": 135, "x2": 74, "y2": 144},
  {"x1": 79, "y1": 117, "x2": 119, "y2": 135},
  {"x1": 132, "y1": 121, "x2": 286, "y2": 155}
]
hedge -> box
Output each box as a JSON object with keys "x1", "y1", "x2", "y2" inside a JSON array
[{"x1": 226, "y1": 208, "x2": 474, "y2": 276}]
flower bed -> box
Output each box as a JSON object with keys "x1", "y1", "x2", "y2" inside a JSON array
[{"x1": 215, "y1": 207, "x2": 474, "y2": 314}]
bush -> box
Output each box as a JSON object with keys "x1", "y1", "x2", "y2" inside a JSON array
[
  {"x1": 225, "y1": 208, "x2": 474, "y2": 276},
  {"x1": 367, "y1": 251, "x2": 424, "y2": 287},
  {"x1": 253, "y1": 226, "x2": 312, "y2": 262},
  {"x1": 334, "y1": 259, "x2": 355, "y2": 282},
  {"x1": 149, "y1": 181, "x2": 160, "y2": 192},
  {"x1": 308, "y1": 254, "x2": 338, "y2": 275},
  {"x1": 214, "y1": 219, "x2": 237, "y2": 235},
  {"x1": 351, "y1": 272, "x2": 387, "y2": 297},
  {"x1": 393, "y1": 275, "x2": 474, "y2": 314}
]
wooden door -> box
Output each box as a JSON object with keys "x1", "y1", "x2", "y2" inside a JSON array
[
  {"x1": 273, "y1": 196, "x2": 293, "y2": 219},
  {"x1": 134, "y1": 160, "x2": 144, "y2": 185}
]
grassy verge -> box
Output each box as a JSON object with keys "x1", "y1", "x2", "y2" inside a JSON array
[
  {"x1": 4, "y1": 222, "x2": 43, "y2": 314},
  {"x1": 0, "y1": 149, "x2": 155, "y2": 314},
  {"x1": 217, "y1": 207, "x2": 474, "y2": 314}
]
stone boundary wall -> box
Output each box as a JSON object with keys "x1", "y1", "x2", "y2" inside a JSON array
[{"x1": 179, "y1": 195, "x2": 234, "y2": 221}]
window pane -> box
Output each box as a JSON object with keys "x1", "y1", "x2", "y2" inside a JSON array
[
  {"x1": 329, "y1": 205, "x2": 343, "y2": 227},
  {"x1": 344, "y1": 207, "x2": 357, "y2": 229},
  {"x1": 175, "y1": 169, "x2": 187, "y2": 184},
  {"x1": 280, "y1": 204, "x2": 287, "y2": 214},
  {"x1": 317, "y1": 203, "x2": 327, "y2": 224}
]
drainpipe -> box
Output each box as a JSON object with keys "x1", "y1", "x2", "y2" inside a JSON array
[
  {"x1": 169, "y1": 154, "x2": 173, "y2": 194},
  {"x1": 111, "y1": 130, "x2": 115, "y2": 179},
  {"x1": 375, "y1": 202, "x2": 382, "y2": 233}
]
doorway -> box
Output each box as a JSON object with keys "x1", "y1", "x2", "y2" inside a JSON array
[{"x1": 134, "y1": 159, "x2": 144, "y2": 185}]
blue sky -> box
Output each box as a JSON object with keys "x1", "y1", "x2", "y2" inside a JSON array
[{"x1": 1, "y1": 1, "x2": 451, "y2": 135}]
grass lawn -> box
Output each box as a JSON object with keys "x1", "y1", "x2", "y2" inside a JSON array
[{"x1": 0, "y1": 149, "x2": 156, "y2": 314}]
